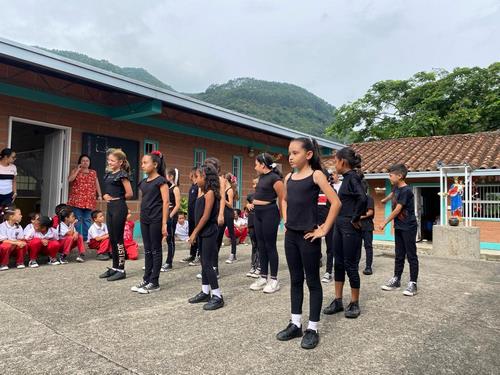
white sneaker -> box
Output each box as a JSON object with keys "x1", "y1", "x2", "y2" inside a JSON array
[
  {"x1": 321, "y1": 272, "x2": 333, "y2": 283},
  {"x1": 196, "y1": 273, "x2": 202, "y2": 280},
  {"x1": 246, "y1": 268, "x2": 256, "y2": 277},
  {"x1": 225, "y1": 254, "x2": 237, "y2": 264},
  {"x1": 131, "y1": 280, "x2": 148, "y2": 292},
  {"x1": 138, "y1": 283, "x2": 160, "y2": 294},
  {"x1": 250, "y1": 277, "x2": 267, "y2": 291},
  {"x1": 0, "y1": 265, "x2": 9, "y2": 271},
  {"x1": 16, "y1": 264, "x2": 26, "y2": 269},
  {"x1": 28, "y1": 260, "x2": 39, "y2": 268},
  {"x1": 142, "y1": 266, "x2": 145, "y2": 270},
  {"x1": 263, "y1": 279, "x2": 281, "y2": 294},
  {"x1": 251, "y1": 268, "x2": 261, "y2": 279}
]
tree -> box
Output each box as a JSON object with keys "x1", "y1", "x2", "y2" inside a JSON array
[{"x1": 327, "y1": 63, "x2": 500, "y2": 142}]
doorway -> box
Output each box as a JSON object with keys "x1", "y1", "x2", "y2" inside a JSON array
[
  {"x1": 8, "y1": 118, "x2": 71, "y2": 224},
  {"x1": 413, "y1": 186, "x2": 440, "y2": 242}
]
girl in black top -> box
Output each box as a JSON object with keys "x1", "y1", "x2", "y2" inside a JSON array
[
  {"x1": 188, "y1": 164, "x2": 224, "y2": 311},
  {"x1": 131, "y1": 151, "x2": 169, "y2": 294},
  {"x1": 323, "y1": 147, "x2": 367, "y2": 319},
  {"x1": 277, "y1": 138, "x2": 340, "y2": 350},
  {"x1": 99, "y1": 148, "x2": 133, "y2": 282},
  {"x1": 220, "y1": 173, "x2": 238, "y2": 264},
  {"x1": 162, "y1": 168, "x2": 181, "y2": 271},
  {"x1": 249, "y1": 153, "x2": 284, "y2": 294}
]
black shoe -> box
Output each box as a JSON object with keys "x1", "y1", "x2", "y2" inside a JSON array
[
  {"x1": 203, "y1": 295, "x2": 224, "y2": 310},
  {"x1": 96, "y1": 253, "x2": 110, "y2": 261},
  {"x1": 99, "y1": 268, "x2": 116, "y2": 279},
  {"x1": 323, "y1": 298, "x2": 344, "y2": 315},
  {"x1": 276, "y1": 321, "x2": 303, "y2": 341},
  {"x1": 344, "y1": 301, "x2": 361, "y2": 319},
  {"x1": 107, "y1": 270, "x2": 126, "y2": 281},
  {"x1": 181, "y1": 256, "x2": 195, "y2": 263},
  {"x1": 160, "y1": 263, "x2": 172, "y2": 272},
  {"x1": 363, "y1": 267, "x2": 373, "y2": 275},
  {"x1": 188, "y1": 291, "x2": 211, "y2": 304},
  {"x1": 301, "y1": 329, "x2": 320, "y2": 349}
]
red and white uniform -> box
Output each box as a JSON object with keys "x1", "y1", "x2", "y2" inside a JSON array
[
  {"x1": 0, "y1": 221, "x2": 26, "y2": 266},
  {"x1": 124, "y1": 221, "x2": 138, "y2": 260},
  {"x1": 58, "y1": 222, "x2": 85, "y2": 255},
  {"x1": 25, "y1": 226, "x2": 59, "y2": 260},
  {"x1": 87, "y1": 222, "x2": 111, "y2": 255}
]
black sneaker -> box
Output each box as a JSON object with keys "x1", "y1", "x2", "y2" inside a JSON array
[
  {"x1": 203, "y1": 295, "x2": 224, "y2": 310},
  {"x1": 107, "y1": 270, "x2": 126, "y2": 281},
  {"x1": 99, "y1": 268, "x2": 116, "y2": 279},
  {"x1": 344, "y1": 301, "x2": 361, "y2": 319},
  {"x1": 58, "y1": 254, "x2": 68, "y2": 264},
  {"x1": 188, "y1": 291, "x2": 211, "y2": 304},
  {"x1": 181, "y1": 256, "x2": 194, "y2": 263},
  {"x1": 276, "y1": 321, "x2": 303, "y2": 341},
  {"x1": 323, "y1": 298, "x2": 344, "y2": 315},
  {"x1": 403, "y1": 282, "x2": 418, "y2": 296},
  {"x1": 301, "y1": 329, "x2": 320, "y2": 350},
  {"x1": 160, "y1": 263, "x2": 172, "y2": 272},
  {"x1": 138, "y1": 283, "x2": 160, "y2": 294},
  {"x1": 96, "y1": 253, "x2": 110, "y2": 261},
  {"x1": 381, "y1": 276, "x2": 401, "y2": 291},
  {"x1": 363, "y1": 267, "x2": 373, "y2": 275}
]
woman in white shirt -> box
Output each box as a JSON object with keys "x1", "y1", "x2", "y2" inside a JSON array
[{"x1": 0, "y1": 148, "x2": 17, "y2": 209}]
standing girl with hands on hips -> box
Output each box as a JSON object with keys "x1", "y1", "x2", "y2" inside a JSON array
[
  {"x1": 277, "y1": 138, "x2": 341, "y2": 350},
  {"x1": 99, "y1": 148, "x2": 133, "y2": 282}
]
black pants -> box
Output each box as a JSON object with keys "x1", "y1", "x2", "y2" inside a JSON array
[
  {"x1": 141, "y1": 221, "x2": 163, "y2": 286},
  {"x1": 324, "y1": 225, "x2": 334, "y2": 274},
  {"x1": 188, "y1": 216, "x2": 198, "y2": 258},
  {"x1": 106, "y1": 200, "x2": 128, "y2": 270},
  {"x1": 200, "y1": 230, "x2": 219, "y2": 290},
  {"x1": 394, "y1": 228, "x2": 419, "y2": 282},
  {"x1": 166, "y1": 215, "x2": 177, "y2": 265},
  {"x1": 333, "y1": 217, "x2": 362, "y2": 289},
  {"x1": 249, "y1": 226, "x2": 259, "y2": 269},
  {"x1": 254, "y1": 204, "x2": 280, "y2": 278},
  {"x1": 285, "y1": 230, "x2": 322, "y2": 322},
  {"x1": 362, "y1": 230, "x2": 373, "y2": 268},
  {"x1": 216, "y1": 207, "x2": 237, "y2": 257}
]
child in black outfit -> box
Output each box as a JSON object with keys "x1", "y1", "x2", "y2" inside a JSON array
[
  {"x1": 162, "y1": 168, "x2": 181, "y2": 271},
  {"x1": 277, "y1": 138, "x2": 341, "y2": 350},
  {"x1": 188, "y1": 164, "x2": 224, "y2": 310},
  {"x1": 245, "y1": 178, "x2": 260, "y2": 278},
  {"x1": 360, "y1": 180, "x2": 375, "y2": 275},
  {"x1": 181, "y1": 167, "x2": 199, "y2": 265},
  {"x1": 323, "y1": 147, "x2": 367, "y2": 319},
  {"x1": 131, "y1": 151, "x2": 169, "y2": 294},
  {"x1": 379, "y1": 163, "x2": 419, "y2": 296}
]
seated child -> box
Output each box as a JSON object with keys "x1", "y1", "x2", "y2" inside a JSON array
[
  {"x1": 52, "y1": 203, "x2": 67, "y2": 229},
  {"x1": 87, "y1": 210, "x2": 111, "y2": 261},
  {"x1": 225, "y1": 209, "x2": 248, "y2": 244},
  {"x1": 24, "y1": 212, "x2": 39, "y2": 236},
  {"x1": 124, "y1": 209, "x2": 138, "y2": 260},
  {"x1": 25, "y1": 216, "x2": 60, "y2": 267},
  {"x1": 57, "y1": 207, "x2": 85, "y2": 264},
  {"x1": 175, "y1": 213, "x2": 190, "y2": 242},
  {"x1": 0, "y1": 208, "x2": 27, "y2": 270}
]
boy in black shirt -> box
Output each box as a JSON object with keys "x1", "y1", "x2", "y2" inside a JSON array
[
  {"x1": 360, "y1": 180, "x2": 375, "y2": 275},
  {"x1": 379, "y1": 164, "x2": 419, "y2": 296},
  {"x1": 181, "y1": 167, "x2": 199, "y2": 265}
]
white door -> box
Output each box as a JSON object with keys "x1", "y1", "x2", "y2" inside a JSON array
[
  {"x1": 40, "y1": 130, "x2": 65, "y2": 216},
  {"x1": 413, "y1": 187, "x2": 423, "y2": 241}
]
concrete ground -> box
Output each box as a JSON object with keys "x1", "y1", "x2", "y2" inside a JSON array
[{"x1": 0, "y1": 240, "x2": 499, "y2": 375}]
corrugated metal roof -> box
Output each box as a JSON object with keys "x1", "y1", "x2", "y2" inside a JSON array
[{"x1": 0, "y1": 37, "x2": 344, "y2": 150}]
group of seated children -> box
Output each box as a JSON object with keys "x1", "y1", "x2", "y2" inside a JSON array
[{"x1": 0, "y1": 205, "x2": 138, "y2": 271}]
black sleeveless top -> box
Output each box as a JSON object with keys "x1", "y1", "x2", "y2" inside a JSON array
[
  {"x1": 224, "y1": 187, "x2": 233, "y2": 211},
  {"x1": 168, "y1": 184, "x2": 177, "y2": 209},
  {"x1": 194, "y1": 192, "x2": 220, "y2": 237},
  {"x1": 103, "y1": 170, "x2": 129, "y2": 199},
  {"x1": 285, "y1": 173, "x2": 320, "y2": 232}
]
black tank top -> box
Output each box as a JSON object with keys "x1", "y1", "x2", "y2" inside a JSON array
[
  {"x1": 285, "y1": 173, "x2": 320, "y2": 232},
  {"x1": 194, "y1": 193, "x2": 219, "y2": 237},
  {"x1": 168, "y1": 184, "x2": 177, "y2": 209}
]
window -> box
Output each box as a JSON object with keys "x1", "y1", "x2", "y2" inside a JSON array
[
  {"x1": 232, "y1": 156, "x2": 242, "y2": 208},
  {"x1": 144, "y1": 139, "x2": 159, "y2": 155},
  {"x1": 194, "y1": 148, "x2": 206, "y2": 168},
  {"x1": 471, "y1": 184, "x2": 500, "y2": 219}
]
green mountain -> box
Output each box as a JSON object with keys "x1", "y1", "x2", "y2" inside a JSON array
[
  {"x1": 191, "y1": 78, "x2": 336, "y2": 139},
  {"x1": 41, "y1": 49, "x2": 336, "y2": 138}
]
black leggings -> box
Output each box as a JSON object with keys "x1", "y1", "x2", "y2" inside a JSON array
[
  {"x1": 333, "y1": 217, "x2": 362, "y2": 289},
  {"x1": 200, "y1": 231, "x2": 219, "y2": 290},
  {"x1": 216, "y1": 207, "x2": 237, "y2": 255},
  {"x1": 285, "y1": 230, "x2": 322, "y2": 322},
  {"x1": 362, "y1": 230, "x2": 373, "y2": 268},
  {"x1": 249, "y1": 226, "x2": 259, "y2": 269},
  {"x1": 106, "y1": 200, "x2": 128, "y2": 270},
  {"x1": 394, "y1": 229, "x2": 419, "y2": 282},
  {"x1": 324, "y1": 225, "x2": 334, "y2": 274},
  {"x1": 166, "y1": 215, "x2": 177, "y2": 265},
  {"x1": 188, "y1": 216, "x2": 198, "y2": 258},
  {"x1": 254, "y1": 204, "x2": 280, "y2": 278},
  {"x1": 141, "y1": 221, "x2": 163, "y2": 286}
]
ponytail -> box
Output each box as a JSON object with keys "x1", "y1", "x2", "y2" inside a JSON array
[
  {"x1": 291, "y1": 137, "x2": 324, "y2": 172},
  {"x1": 225, "y1": 173, "x2": 239, "y2": 201},
  {"x1": 336, "y1": 147, "x2": 362, "y2": 174},
  {"x1": 149, "y1": 151, "x2": 166, "y2": 177},
  {"x1": 107, "y1": 148, "x2": 130, "y2": 174},
  {"x1": 167, "y1": 168, "x2": 179, "y2": 186},
  {"x1": 256, "y1": 152, "x2": 283, "y2": 178}
]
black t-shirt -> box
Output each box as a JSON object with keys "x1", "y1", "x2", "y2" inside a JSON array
[
  {"x1": 338, "y1": 170, "x2": 367, "y2": 222},
  {"x1": 392, "y1": 185, "x2": 417, "y2": 231},
  {"x1": 188, "y1": 183, "x2": 198, "y2": 218},
  {"x1": 361, "y1": 195, "x2": 375, "y2": 231},
  {"x1": 138, "y1": 176, "x2": 167, "y2": 224},
  {"x1": 254, "y1": 172, "x2": 281, "y2": 202},
  {"x1": 247, "y1": 192, "x2": 255, "y2": 227},
  {"x1": 103, "y1": 170, "x2": 129, "y2": 199},
  {"x1": 194, "y1": 192, "x2": 219, "y2": 237}
]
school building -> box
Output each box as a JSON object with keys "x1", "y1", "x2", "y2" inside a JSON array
[
  {"x1": 0, "y1": 37, "x2": 343, "y2": 225},
  {"x1": 324, "y1": 131, "x2": 500, "y2": 251}
]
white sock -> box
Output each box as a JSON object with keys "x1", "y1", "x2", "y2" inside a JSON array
[
  {"x1": 291, "y1": 314, "x2": 302, "y2": 328},
  {"x1": 112, "y1": 268, "x2": 124, "y2": 273},
  {"x1": 202, "y1": 284, "x2": 210, "y2": 294},
  {"x1": 212, "y1": 288, "x2": 222, "y2": 298},
  {"x1": 308, "y1": 321, "x2": 318, "y2": 332}
]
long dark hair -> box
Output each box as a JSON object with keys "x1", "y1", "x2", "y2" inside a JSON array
[
  {"x1": 225, "y1": 173, "x2": 239, "y2": 201},
  {"x1": 256, "y1": 152, "x2": 283, "y2": 178},
  {"x1": 336, "y1": 147, "x2": 363, "y2": 177},
  {"x1": 291, "y1": 137, "x2": 323, "y2": 171},
  {"x1": 0, "y1": 148, "x2": 14, "y2": 161},
  {"x1": 77, "y1": 154, "x2": 91, "y2": 168},
  {"x1": 38, "y1": 216, "x2": 53, "y2": 231},
  {"x1": 204, "y1": 157, "x2": 221, "y2": 174},
  {"x1": 148, "y1": 151, "x2": 166, "y2": 178},
  {"x1": 197, "y1": 164, "x2": 221, "y2": 200}
]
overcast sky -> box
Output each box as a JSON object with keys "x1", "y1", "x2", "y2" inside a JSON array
[{"x1": 0, "y1": 0, "x2": 498, "y2": 106}]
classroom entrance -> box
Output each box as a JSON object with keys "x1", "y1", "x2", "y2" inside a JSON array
[
  {"x1": 413, "y1": 186, "x2": 440, "y2": 242},
  {"x1": 8, "y1": 118, "x2": 70, "y2": 224}
]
